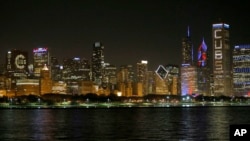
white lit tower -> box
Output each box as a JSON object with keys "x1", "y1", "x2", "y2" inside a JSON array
[
  {"x1": 212, "y1": 23, "x2": 232, "y2": 96},
  {"x1": 91, "y1": 42, "x2": 105, "y2": 85}
]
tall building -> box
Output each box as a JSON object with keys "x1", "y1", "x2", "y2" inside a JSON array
[
  {"x1": 155, "y1": 65, "x2": 169, "y2": 94},
  {"x1": 181, "y1": 27, "x2": 197, "y2": 95},
  {"x1": 91, "y1": 42, "x2": 104, "y2": 85},
  {"x1": 182, "y1": 27, "x2": 193, "y2": 65},
  {"x1": 136, "y1": 60, "x2": 148, "y2": 96},
  {"x1": 50, "y1": 56, "x2": 61, "y2": 81},
  {"x1": 165, "y1": 64, "x2": 179, "y2": 95},
  {"x1": 103, "y1": 63, "x2": 117, "y2": 91},
  {"x1": 117, "y1": 65, "x2": 134, "y2": 96},
  {"x1": 233, "y1": 45, "x2": 250, "y2": 96},
  {"x1": 5, "y1": 49, "x2": 29, "y2": 91},
  {"x1": 212, "y1": 23, "x2": 232, "y2": 96},
  {"x1": 6, "y1": 49, "x2": 29, "y2": 75},
  {"x1": 197, "y1": 38, "x2": 210, "y2": 96},
  {"x1": 33, "y1": 47, "x2": 49, "y2": 77},
  {"x1": 40, "y1": 64, "x2": 52, "y2": 95}
]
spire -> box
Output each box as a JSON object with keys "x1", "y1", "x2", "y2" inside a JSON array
[{"x1": 187, "y1": 26, "x2": 190, "y2": 37}]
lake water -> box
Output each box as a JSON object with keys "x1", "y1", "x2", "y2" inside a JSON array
[{"x1": 0, "y1": 107, "x2": 250, "y2": 141}]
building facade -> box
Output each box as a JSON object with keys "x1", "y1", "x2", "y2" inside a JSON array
[
  {"x1": 33, "y1": 47, "x2": 50, "y2": 77},
  {"x1": 233, "y1": 45, "x2": 250, "y2": 96},
  {"x1": 91, "y1": 42, "x2": 104, "y2": 85},
  {"x1": 181, "y1": 27, "x2": 197, "y2": 95},
  {"x1": 212, "y1": 23, "x2": 232, "y2": 96},
  {"x1": 197, "y1": 39, "x2": 210, "y2": 96},
  {"x1": 136, "y1": 60, "x2": 148, "y2": 96}
]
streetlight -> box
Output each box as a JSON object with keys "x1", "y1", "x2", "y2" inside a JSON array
[{"x1": 166, "y1": 96, "x2": 170, "y2": 103}]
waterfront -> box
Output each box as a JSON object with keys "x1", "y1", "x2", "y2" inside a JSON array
[
  {"x1": 0, "y1": 107, "x2": 250, "y2": 141},
  {"x1": 1, "y1": 100, "x2": 250, "y2": 109}
]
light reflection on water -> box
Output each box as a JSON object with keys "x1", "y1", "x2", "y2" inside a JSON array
[{"x1": 0, "y1": 107, "x2": 250, "y2": 141}]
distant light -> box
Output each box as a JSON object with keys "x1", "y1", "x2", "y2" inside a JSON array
[
  {"x1": 181, "y1": 63, "x2": 190, "y2": 67},
  {"x1": 60, "y1": 65, "x2": 63, "y2": 69},
  {"x1": 73, "y1": 57, "x2": 80, "y2": 60},
  {"x1": 8, "y1": 51, "x2": 11, "y2": 54},
  {"x1": 117, "y1": 92, "x2": 122, "y2": 97},
  {"x1": 141, "y1": 60, "x2": 148, "y2": 64},
  {"x1": 95, "y1": 42, "x2": 101, "y2": 47},
  {"x1": 33, "y1": 48, "x2": 48, "y2": 53},
  {"x1": 212, "y1": 23, "x2": 229, "y2": 29}
]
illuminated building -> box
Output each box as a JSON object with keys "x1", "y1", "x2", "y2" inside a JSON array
[
  {"x1": 6, "y1": 49, "x2": 28, "y2": 76},
  {"x1": 80, "y1": 81, "x2": 94, "y2": 94},
  {"x1": 233, "y1": 45, "x2": 250, "y2": 96},
  {"x1": 16, "y1": 79, "x2": 39, "y2": 96},
  {"x1": 136, "y1": 60, "x2": 148, "y2": 95},
  {"x1": 147, "y1": 71, "x2": 155, "y2": 94},
  {"x1": 182, "y1": 27, "x2": 193, "y2": 64},
  {"x1": 212, "y1": 23, "x2": 232, "y2": 96},
  {"x1": 165, "y1": 64, "x2": 179, "y2": 95},
  {"x1": 181, "y1": 27, "x2": 197, "y2": 95},
  {"x1": 40, "y1": 65, "x2": 52, "y2": 95},
  {"x1": 181, "y1": 64, "x2": 197, "y2": 95},
  {"x1": 61, "y1": 57, "x2": 91, "y2": 94},
  {"x1": 51, "y1": 81, "x2": 67, "y2": 94},
  {"x1": 155, "y1": 65, "x2": 169, "y2": 94},
  {"x1": 103, "y1": 64, "x2": 117, "y2": 92},
  {"x1": 50, "y1": 56, "x2": 61, "y2": 81},
  {"x1": 117, "y1": 65, "x2": 134, "y2": 83},
  {"x1": 117, "y1": 65, "x2": 134, "y2": 96},
  {"x1": 133, "y1": 82, "x2": 143, "y2": 97},
  {"x1": 33, "y1": 47, "x2": 49, "y2": 77},
  {"x1": 91, "y1": 42, "x2": 104, "y2": 85},
  {"x1": 5, "y1": 49, "x2": 29, "y2": 92},
  {"x1": 197, "y1": 39, "x2": 210, "y2": 96},
  {"x1": 62, "y1": 57, "x2": 90, "y2": 81}
]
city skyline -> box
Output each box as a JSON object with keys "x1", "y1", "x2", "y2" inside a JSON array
[{"x1": 0, "y1": 0, "x2": 249, "y2": 70}]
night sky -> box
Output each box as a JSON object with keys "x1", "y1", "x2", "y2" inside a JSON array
[{"x1": 0, "y1": 0, "x2": 249, "y2": 70}]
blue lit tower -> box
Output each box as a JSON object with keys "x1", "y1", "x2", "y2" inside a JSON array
[
  {"x1": 181, "y1": 27, "x2": 197, "y2": 96},
  {"x1": 212, "y1": 23, "x2": 232, "y2": 96},
  {"x1": 197, "y1": 38, "x2": 210, "y2": 96},
  {"x1": 91, "y1": 42, "x2": 105, "y2": 85}
]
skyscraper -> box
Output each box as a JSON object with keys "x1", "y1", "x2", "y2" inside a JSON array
[
  {"x1": 6, "y1": 49, "x2": 28, "y2": 74},
  {"x1": 233, "y1": 45, "x2": 250, "y2": 96},
  {"x1": 137, "y1": 60, "x2": 148, "y2": 95},
  {"x1": 212, "y1": 23, "x2": 232, "y2": 96},
  {"x1": 197, "y1": 38, "x2": 210, "y2": 96},
  {"x1": 91, "y1": 42, "x2": 104, "y2": 85},
  {"x1": 182, "y1": 26, "x2": 193, "y2": 65},
  {"x1": 33, "y1": 47, "x2": 49, "y2": 77},
  {"x1": 181, "y1": 27, "x2": 197, "y2": 96}
]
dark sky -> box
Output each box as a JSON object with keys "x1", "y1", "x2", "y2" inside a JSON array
[{"x1": 0, "y1": 0, "x2": 249, "y2": 70}]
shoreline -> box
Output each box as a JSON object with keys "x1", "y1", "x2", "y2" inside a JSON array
[{"x1": 1, "y1": 102, "x2": 250, "y2": 109}]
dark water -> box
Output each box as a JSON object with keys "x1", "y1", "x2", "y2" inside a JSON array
[{"x1": 0, "y1": 107, "x2": 250, "y2": 141}]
